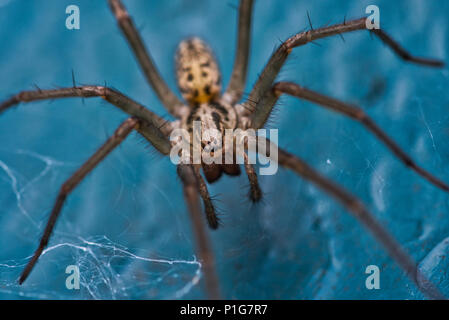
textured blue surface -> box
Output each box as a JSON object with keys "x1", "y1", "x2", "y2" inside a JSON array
[{"x1": 1, "y1": 0, "x2": 449, "y2": 299}]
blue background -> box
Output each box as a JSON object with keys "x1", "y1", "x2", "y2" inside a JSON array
[{"x1": 1, "y1": 0, "x2": 449, "y2": 299}]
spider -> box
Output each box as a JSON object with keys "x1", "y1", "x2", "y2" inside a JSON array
[{"x1": 0, "y1": 0, "x2": 447, "y2": 299}]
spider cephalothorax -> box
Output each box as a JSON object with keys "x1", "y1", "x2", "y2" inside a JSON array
[{"x1": 2, "y1": 0, "x2": 447, "y2": 300}]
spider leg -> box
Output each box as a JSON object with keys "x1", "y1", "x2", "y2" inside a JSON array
[
  {"x1": 108, "y1": 0, "x2": 187, "y2": 118},
  {"x1": 224, "y1": 0, "x2": 254, "y2": 104},
  {"x1": 0, "y1": 86, "x2": 172, "y2": 154},
  {"x1": 177, "y1": 164, "x2": 221, "y2": 299},
  {"x1": 19, "y1": 117, "x2": 141, "y2": 284},
  {"x1": 250, "y1": 81, "x2": 449, "y2": 193},
  {"x1": 260, "y1": 138, "x2": 445, "y2": 300},
  {"x1": 193, "y1": 166, "x2": 220, "y2": 229},
  {"x1": 243, "y1": 152, "x2": 262, "y2": 202},
  {"x1": 242, "y1": 17, "x2": 444, "y2": 117}
]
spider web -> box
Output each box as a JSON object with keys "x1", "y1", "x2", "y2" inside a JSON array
[
  {"x1": 0, "y1": 149, "x2": 202, "y2": 299},
  {"x1": 0, "y1": 236, "x2": 201, "y2": 299}
]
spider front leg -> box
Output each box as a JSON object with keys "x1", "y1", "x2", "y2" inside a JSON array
[
  {"x1": 0, "y1": 85, "x2": 172, "y2": 154},
  {"x1": 250, "y1": 82, "x2": 449, "y2": 194},
  {"x1": 108, "y1": 0, "x2": 187, "y2": 118},
  {"x1": 177, "y1": 164, "x2": 221, "y2": 299},
  {"x1": 18, "y1": 117, "x2": 142, "y2": 284},
  {"x1": 193, "y1": 165, "x2": 220, "y2": 229},
  {"x1": 243, "y1": 152, "x2": 262, "y2": 202},
  {"x1": 241, "y1": 17, "x2": 444, "y2": 117},
  {"x1": 258, "y1": 138, "x2": 445, "y2": 300},
  {"x1": 223, "y1": 0, "x2": 254, "y2": 104}
]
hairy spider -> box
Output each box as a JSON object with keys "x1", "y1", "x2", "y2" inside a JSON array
[{"x1": 0, "y1": 0, "x2": 447, "y2": 299}]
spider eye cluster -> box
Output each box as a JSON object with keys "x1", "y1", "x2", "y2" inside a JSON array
[{"x1": 175, "y1": 37, "x2": 221, "y2": 104}]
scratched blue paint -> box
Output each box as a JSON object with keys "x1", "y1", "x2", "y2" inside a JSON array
[{"x1": 0, "y1": 0, "x2": 449, "y2": 299}]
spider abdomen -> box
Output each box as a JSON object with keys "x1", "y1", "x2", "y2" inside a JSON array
[{"x1": 176, "y1": 37, "x2": 222, "y2": 105}]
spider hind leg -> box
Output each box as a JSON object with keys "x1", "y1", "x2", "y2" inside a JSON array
[{"x1": 243, "y1": 153, "x2": 262, "y2": 203}]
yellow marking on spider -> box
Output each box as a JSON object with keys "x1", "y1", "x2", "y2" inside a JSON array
[{"x1": 176, "y1": 37, "x2": 221, "y2": 105}]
